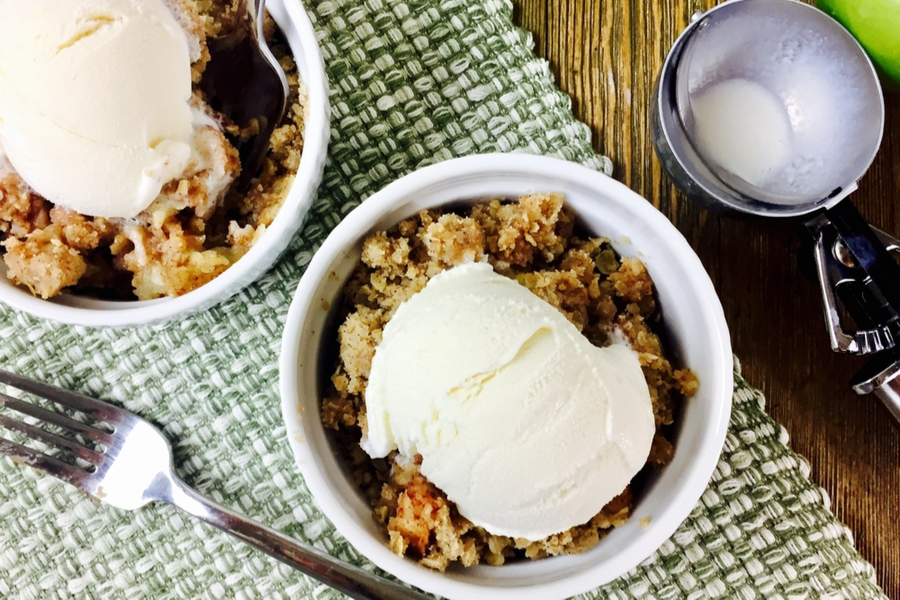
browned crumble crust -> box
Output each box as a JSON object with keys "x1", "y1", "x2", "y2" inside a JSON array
[
  {"x1": 322, "y1": 193, "x2": 699, "y2": 571},
  {"x1": 0, "y1": 0, "x2": 307, "y2": 300}
]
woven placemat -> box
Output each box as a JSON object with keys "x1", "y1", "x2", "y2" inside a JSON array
[{"x1": 0, "y1": 0, "x2": 886, "y2": 598}]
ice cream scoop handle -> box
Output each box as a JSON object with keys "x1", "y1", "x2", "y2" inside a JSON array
[
  {"x1": 850, "y1": 350, "x2": 900, "y2": 427},
  {"x1": 873, "y1": 381, "x2": 900, "y2": 425},
  {"x1": 165, "y1": 476, "x2": 433, "y2": 600}
]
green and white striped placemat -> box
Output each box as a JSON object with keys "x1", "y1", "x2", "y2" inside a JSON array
[{"x1": 0, "y1": 0, "x2": 886, "y2": 598}]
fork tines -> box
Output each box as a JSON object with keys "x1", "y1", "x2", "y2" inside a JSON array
[
  {"x1": 0, "y1": 370, "x2": 118, "y2": 485},
  {"x1": 0, "y1": 370, "x2": 125, "y2": 426}
]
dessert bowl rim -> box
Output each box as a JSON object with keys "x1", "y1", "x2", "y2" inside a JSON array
[{"x1": 279, "y1": 153, "x2": 733, "y2": 600}]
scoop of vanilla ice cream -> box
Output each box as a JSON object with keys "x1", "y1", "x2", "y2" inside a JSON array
[
  {"x1": 0, "y1": 0, "x2": 195, "y2": 218},
  {"x1": 363, "y1": 262, "x2": 655, "y2": 541}
]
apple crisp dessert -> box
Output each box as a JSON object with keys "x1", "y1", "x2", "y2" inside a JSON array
[
  {"x1": 0, "y1": 0, "x2": 307, "y2": 300},
  {"x1": 321, "y1": 193, "x2": 698, "y2": 571}
]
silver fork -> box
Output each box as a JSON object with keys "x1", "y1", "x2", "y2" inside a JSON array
[{"x1": 0, "y1": 370, "x2": 432, "y2": 600}]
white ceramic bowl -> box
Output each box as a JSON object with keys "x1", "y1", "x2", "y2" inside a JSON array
[
  {"x1": 0, "y1": 0, "x2": 329, "y2": 327},
  {"x1": 279, "y1": 154, "x2": 732, "y2": 600}
]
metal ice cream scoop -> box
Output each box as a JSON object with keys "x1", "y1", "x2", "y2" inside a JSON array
[{"x1": 651, "y1": 0, "x2": 900, "y2": 423}]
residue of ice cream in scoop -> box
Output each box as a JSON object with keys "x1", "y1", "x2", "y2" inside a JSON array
[{"x1": 690, "y1": 78, "x2": 794, "y2": 192}]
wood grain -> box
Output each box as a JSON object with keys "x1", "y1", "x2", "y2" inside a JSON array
[{"x1": 511, "y1": 0, "x2": 900, "y2": 597}]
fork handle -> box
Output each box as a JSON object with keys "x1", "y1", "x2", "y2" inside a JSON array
[{"x1": 164, "y1": 476, "x2": 434, "y2": 600}]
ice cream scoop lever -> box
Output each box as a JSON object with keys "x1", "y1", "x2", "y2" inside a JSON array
[{"x1": 801, "y1": 204, "x2": 900, "y2": 426}]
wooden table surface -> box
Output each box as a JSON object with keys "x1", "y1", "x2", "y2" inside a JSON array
[{"x1": 512, "y1": 0, "x2": 900, "y2": 597}]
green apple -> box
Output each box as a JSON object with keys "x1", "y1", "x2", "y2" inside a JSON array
[{"x1": 816, "y1": 0, "x2": 900, "y2": 92}]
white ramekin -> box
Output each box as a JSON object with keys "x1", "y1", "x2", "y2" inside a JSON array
[
  {"x1": 279, "y1": 154, "x2": 733, "y2": 600},
  {"x1": 0, "y1": 0, "x2": 329, "y2": 327}
]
